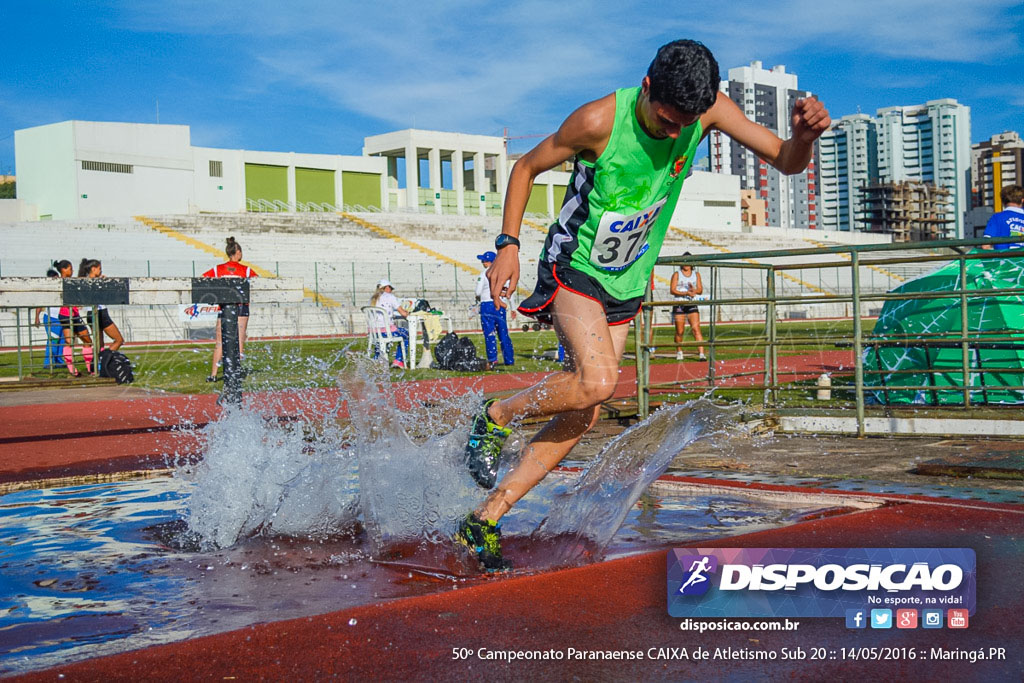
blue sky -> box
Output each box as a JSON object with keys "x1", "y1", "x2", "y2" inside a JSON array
[{"x1": 1, "y1": 0, "x2": 1022, "y2": 174}]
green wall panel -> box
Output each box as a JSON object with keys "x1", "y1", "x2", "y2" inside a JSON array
[
  {"x1": 526, "y1": 185, "x2": 548, "y2": 214},
  {"x1": 244, "y1": 164, "x2": 288, "y2": 206},
  {"x1": 296, "y1": 167, "x2": 336, "y2": 206},
  {"x1": 342, "y1": 171, "x2": 382, "y2": 208}
]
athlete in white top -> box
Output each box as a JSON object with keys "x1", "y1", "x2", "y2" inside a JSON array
[{"x1": 669, "y1": 257, "x2": 705, "y2": 361}]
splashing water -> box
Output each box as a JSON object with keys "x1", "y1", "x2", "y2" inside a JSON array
[
  {"x1": 534, "y1": 399, "x2": 741, "y2": 566},
  {"x1": 179, "y1": 356, "x2": 741, "y2": 572}
]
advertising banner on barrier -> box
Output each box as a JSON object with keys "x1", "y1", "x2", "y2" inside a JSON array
[
  {"x1": 179, "y1": 303, "x2": 220, "y2": 322},
  {"x1": 668, "y1": 548, "x2": 976, "y2": 620}
]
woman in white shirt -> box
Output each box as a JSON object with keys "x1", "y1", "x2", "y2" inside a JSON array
[
  {"x1": 669, "y1": 254, "x2": 706, "y2": 361},
  {"x1": 369, "y1": 278, "x2": 410, "y2": 368}
]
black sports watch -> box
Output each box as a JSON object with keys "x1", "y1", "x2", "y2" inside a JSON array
[{"x1": 495, "y1": 234, "x2": 521, "y2": 250}]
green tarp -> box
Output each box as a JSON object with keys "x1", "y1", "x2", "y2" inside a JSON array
[{"x1": 864, "y1": 252, "x2": 1024, "y2": 405}]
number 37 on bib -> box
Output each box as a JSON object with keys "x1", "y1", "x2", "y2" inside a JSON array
[{"x1": 591, "y1": 197, "x2": 667, "y2": 271}]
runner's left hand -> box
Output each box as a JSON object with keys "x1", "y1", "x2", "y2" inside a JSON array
[{"x1": 791, "y1": 96, "x2": 830, "y2": 144}]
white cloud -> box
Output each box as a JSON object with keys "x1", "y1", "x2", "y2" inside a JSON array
[{"x1": 116, "y1": 0, "x2": 1022, "y2": 134}]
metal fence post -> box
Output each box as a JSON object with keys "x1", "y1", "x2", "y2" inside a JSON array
[
  {"x1": 708, "y1": 266, "x2": 717, "y2": 387},
  {"x1": 764, "y1": 267, "x2": 776, "y2": 408},
  {"x1": 635, "y1": 291, "x2": 650, "y2": 419},
  {"x1": 27, "y1": 306, "x2": 34, "y2": 373},
  {"x1": 959, "y1": 255, "x2": 971, "y2": 407},
  {"x1": 91, "y1": 305, "x2": 101, "y2": 375},
  {"x1": 351, "y1": 262, "x2": 356, "y2": 305},
  {"x1": 314, "y1": 262, "x2": 320, "y2": 306},
  {"x1": 219, "y1": 303, "x2": 243, "y2": 405},
  {"x1": 15, "y1": 308, "x2": 23, "y2": 380},
  {"x1": 420, "y1": 263, "x2": 426, "y2": 298},
  {"x1": 454, "y1": 263, "x2": 459, "y2": 302},
  {"x1": 851, "y1": 251, "x2": 865, "y2": 437}
]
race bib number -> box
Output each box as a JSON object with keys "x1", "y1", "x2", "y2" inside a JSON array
[{"x1": 590, "y1": 198, "x2": 666, "y2": 271}]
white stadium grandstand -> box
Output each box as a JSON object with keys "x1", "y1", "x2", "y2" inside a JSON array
[{"x1": 1, "y1": 118, "x2": 950, "y2": 348}]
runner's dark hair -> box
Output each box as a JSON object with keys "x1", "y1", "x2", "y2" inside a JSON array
[
  {"x1": 225, "y1": 236, "x2": 242, "y2": 259},
  {"x1": 647, "y1": 39, "x2": 719, "y2": 116}
]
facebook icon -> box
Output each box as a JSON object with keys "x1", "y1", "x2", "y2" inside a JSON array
[{"x1": 846, "y1": 609, "x2": 867, "y2": 629}]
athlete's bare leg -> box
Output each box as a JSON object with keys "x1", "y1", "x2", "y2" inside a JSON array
[
  {"x1": 686, "y1": 310, "x2": 705, "y2": 357},
  {"x1": 238, "y1": 315, "x2": 249, "y2": 356},
  {"x1": 475, "y1": 288, "x2": 630, "y2": 522},
  {"x1": 210, "y1": 319, "x2": 222, "y2": 378}
]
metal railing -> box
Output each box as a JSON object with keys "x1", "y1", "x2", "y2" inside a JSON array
[{"x1": 634, "y1": 236, "x2": 1024, "y2": 435}]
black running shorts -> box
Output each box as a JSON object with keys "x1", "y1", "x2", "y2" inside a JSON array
[{"x1": 518, "y1": 260, "x2": 643, "y2": 326}]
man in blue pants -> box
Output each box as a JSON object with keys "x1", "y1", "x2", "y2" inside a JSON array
[{"x1": 475, "y1": 251, "x2": 515, "y2": 370}]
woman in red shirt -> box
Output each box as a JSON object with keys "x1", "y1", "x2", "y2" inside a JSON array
[{"x1": 202, "y1": 237, "x2": 256, "y2": 382}]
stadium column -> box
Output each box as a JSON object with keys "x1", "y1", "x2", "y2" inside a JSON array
[
  {"x1": 497, "y1": 153, "x2": 509, "y2": 208},
  {"x1": 405, "y1": 143, "x2": 419, "y2": 210},
  {"x1": 474, "y1": 152, "x2": 486, "y2": 216},
  {"x1": 334, "y1": 163, "x2": 345, "y2": 209},
  {"x1": 453, "y1": 149, "x2": 465, "y2": 216},
  {"x1": 287, "y1": 153, "x2": 297, "y2": 210},
  {"x1": 428, "y1": 147, "x2": 442, "y2": 215}
]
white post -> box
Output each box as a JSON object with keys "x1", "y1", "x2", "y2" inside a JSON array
[
  {"x1": 334, "y1": 162, "x2": 344, "y2": 209},
  {"x1": 428, "y1": 147, "x2": 442, "y2": 215},
  {"x1": 405, "y1": 144, "x2": 419, "y2": 211},
  {"x1": 497, "y1": 152, "x2": 509, "y2": 209},
  {"x1": 287, "y1": 152, "x2": 297, "y2": 211},
  {"x1": 474, "y1": 152, "x2": 486, "y2": 216},
  {"x1": 453, "y1": 149, "x2": 465, "y2": 216}
]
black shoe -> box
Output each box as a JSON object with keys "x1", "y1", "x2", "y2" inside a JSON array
[
  {"x1": 463, "y1": 398, "x2": 511, "y2": 489},
  {"x1": 205, "y1": 375, "x2": 218, "y2": 383},
  {"x1": 455, "y1": 512, "x2": 512, "y2": 572}
]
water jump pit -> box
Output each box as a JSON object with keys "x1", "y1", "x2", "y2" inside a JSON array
[{"x1": 0, "y1": 385, "x2": 878, "y2": 676}]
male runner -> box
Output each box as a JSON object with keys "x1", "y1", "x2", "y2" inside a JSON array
[{"x1": 457, "y1": 39, "x2": 830, "y2": 570}]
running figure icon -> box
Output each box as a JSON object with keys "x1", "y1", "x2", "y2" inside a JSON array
[{"x1": 678, "y1": 556, "x2": 713, "y2": 594}]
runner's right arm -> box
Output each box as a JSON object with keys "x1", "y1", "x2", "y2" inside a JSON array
[
  {"x1": 488, "y1": 95, "x2": 615, "y2": 306},
  {"x1": 669, "y1": 271, "x2": 683, "y2": 297}
]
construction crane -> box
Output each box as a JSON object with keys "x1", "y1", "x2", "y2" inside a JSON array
[{"x1": 502, "y1": 127, "x2": 549, "y2": 155}]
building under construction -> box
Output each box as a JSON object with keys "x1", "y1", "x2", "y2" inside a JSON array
[{"x1": 857, "y1": 180, "x2": 955, "y2": 242}]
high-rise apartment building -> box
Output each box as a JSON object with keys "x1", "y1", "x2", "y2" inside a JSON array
[
  {"x1": 708, "y1": 61, "x2": 818, "y2": 230},
  {"x1": 972, "y1": 131, "x2": 1023, "y2": 210},
  {"x1": 818, "y1": 114, "x2": 878, "y2": 232},
  {"x1": 875, "y1": 99, "x2": 971, "y2": 238}
]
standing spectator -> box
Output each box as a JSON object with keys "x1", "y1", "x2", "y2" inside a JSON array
[
  {"x1": 369, "y1": 278, "x2": 409, "y2": 368},
  {"x1": 78, "y1": 259, "x2": 125, "y2": 352},
  {"x1": 475, "y1": 251, "x2": 515, "y2": 370},
  {"x1": 982, "y1": 184, "x2": 1024, "y2": 250},
  {"x1": 670, "y1": 255, "x2": 706, "y2": 361},
  {"x1": 34, "y1": 266, "x2": 65, "y2": 368},
  {"x1": 52, "y1": 259, "x2": 95, "y2": 375},
  {"x1": 202, "y1": 237, "x2": 257, "y2": 382}
]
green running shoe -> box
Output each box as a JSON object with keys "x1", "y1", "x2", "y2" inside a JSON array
[
  {"x1": 455, "y1": 512, "x2": 512, "y2": 572},
  {"x1": 464, "y1": 398, "x2": 511, "y2": 489}
]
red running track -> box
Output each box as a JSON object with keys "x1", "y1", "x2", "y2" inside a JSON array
[
  {"x1": 12, "y1": 494, "x2": 1022, "y2": 681},
  {"x1": 0, "y1": 351, "x2": 853, "y2": 483}
]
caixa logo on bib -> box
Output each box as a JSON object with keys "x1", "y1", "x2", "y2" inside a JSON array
[{"x1": 667, "y1": 548, "x2": 976, "y2": 618}]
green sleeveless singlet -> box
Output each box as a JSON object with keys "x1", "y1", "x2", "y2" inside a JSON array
[{"x1": 546, "y1": 86, "x2": 702, "y2": 300}]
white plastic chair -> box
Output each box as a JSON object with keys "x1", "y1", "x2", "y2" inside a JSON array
[{"x1": 361, "y1": 306, "x2": 405, "y2": 361}]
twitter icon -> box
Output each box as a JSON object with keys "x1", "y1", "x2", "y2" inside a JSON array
[{"x1": 870, "y1": 609, "x2": 892, "y2": 629}]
